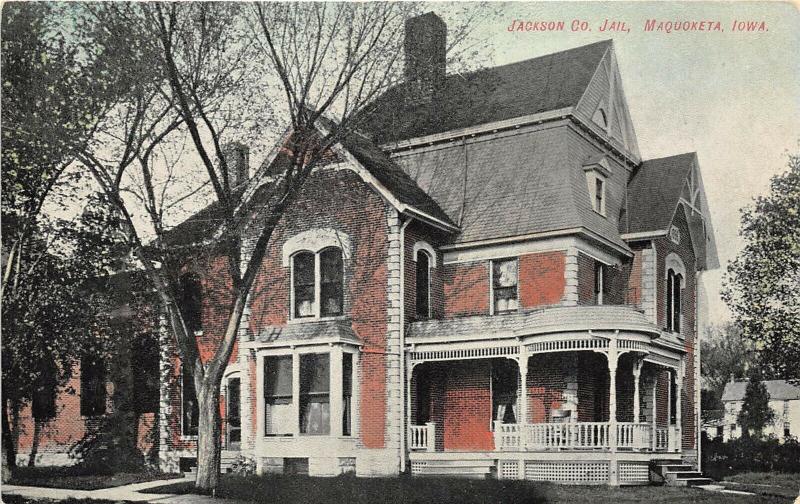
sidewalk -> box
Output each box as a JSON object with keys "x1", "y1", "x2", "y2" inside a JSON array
[{"x1": 1, "y1": 477, "x2": 238, "y2": 503}]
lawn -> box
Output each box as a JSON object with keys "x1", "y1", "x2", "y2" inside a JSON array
[
  {"x1": 7, "y1": 465, "x2": 181, "y2": 490},
  {"x1": 721, "y1": 472, "x2": 799, "y2": 500},
  {"x1": 2, "y1": 498, "x2": 136, "y2": 504},
  {"x1": 144, "y1": 473, "x2": 793, "y2": 504}
]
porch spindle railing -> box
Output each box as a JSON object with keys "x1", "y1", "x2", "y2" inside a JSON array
[
  {"x1": 655, "y1": 427, "x2": 669, "y2": 450},
  {"x1": 409, "y1": 422, "x2": 436, "y2": 452},
  {"x1": 495, "y1": 422, "x2": 657, "y2": 451}
]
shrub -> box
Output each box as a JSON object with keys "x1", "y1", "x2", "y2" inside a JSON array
[
  {"x1": 703, "y1": 434, "x2": 800, "y2": 477},
  {"x1": 228, "y1": 455, "x2": 256, "y2": 476}
]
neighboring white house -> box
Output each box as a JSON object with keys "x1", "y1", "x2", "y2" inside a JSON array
[{"x1": 709, "y1": 380, "x2": 800, "y2": 441}]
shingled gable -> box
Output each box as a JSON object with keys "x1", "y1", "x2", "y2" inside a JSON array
[{"x1": 625, "y1": 152, "x2": 719, "y2": 269}]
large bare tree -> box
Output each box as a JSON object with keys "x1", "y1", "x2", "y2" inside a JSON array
[{"x1": 75, "y1": 2, "x2": 491, "y2": 490}]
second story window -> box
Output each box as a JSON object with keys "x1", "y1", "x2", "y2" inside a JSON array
[
  {"x1": 415, "y1": 250, "x2": 431, "y2": 319},
  {"x1": 292, "y1": 248, "x2": 343, "y2": 320},
  {"x1": 179, "y1": 273, "x2": 203, "y2": 333},
  {"x1": 594, "y1": 262, "x2": 608, "y2": 305},
  {"x1": 492, "y1": 258, "x2": 518, "y2": 314},
  {"x1": 666, "y1": 268, "x2": 682, "y2": 332}
]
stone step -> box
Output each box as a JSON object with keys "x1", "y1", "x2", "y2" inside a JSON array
[
  {"x1": 671, "y1": 472, "x2": 704, "y2": 480},
  {"x1": 677, "y1": 477, "x2": 715, "y2": 487},
  {"x1": 661, "y1": 465, "x2": 694, "y2": 472}
]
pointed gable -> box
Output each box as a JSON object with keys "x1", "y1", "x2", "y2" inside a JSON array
[
  {"x1": 626, "y1": 152, "x2": 718, "y2": 269},
  {"x1": 574, "y1": 41, "x2": 640, "y2": 160}
]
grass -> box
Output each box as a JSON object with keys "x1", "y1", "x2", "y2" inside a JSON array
[
  {"x1": 143, "y1": 473, "x2": 793, "y2": 504},
  {"x1": 2, "y1": 498, "x2": 137, "y2": 504},
  {"x1": 721, "y1": 472, "x2": 800, "y2": 500},
  {"x1": 7, "y1": 465, "x2": 181, "y2": 490}
]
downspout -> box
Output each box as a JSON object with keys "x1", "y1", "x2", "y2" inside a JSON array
[
  {"x1": 695, "y1": 268, "x2": 703, "y2": 471},
  {"x1": 399, "y1": 215, "x2": 412, "y2": 473}
]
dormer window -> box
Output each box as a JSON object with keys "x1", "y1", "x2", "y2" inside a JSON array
[
  {"x1": 291, "y1": 247, "x2": 344, "y2": 320},
  {"x1": 492, "y1": 258, "x2": 518, "y2": 314},
  {"x1": 583, "y1": 157, "x2": 611, "y2": 217}
]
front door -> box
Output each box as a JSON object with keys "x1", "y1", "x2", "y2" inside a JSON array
[{"x1": 226, "y1": 377, "x2": 241, "y2": 450}]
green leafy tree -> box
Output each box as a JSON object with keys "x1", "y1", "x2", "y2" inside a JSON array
[
  {"x1": 1, "y1": 3, "x2": 117, "y2": 474},
  {"x1": 737, "y1": 367, "x2": 776, "y2": 438},
  {"x1": 722, "y1": 151, "x2": 800, "y2": 380},
  {"x1": 701, "y1": 322, "x2": 752, "y2": 416}
]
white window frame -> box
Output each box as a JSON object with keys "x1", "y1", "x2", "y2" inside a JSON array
[
  {"x1": 490, "y1": 257, "x2": 519, "y2": 315},
  {"x1": 289, "y1": 248, "x2": 344, "y2": 322},
  {"x1": 583, "y1": 159, "x2": 611, "y2": 217},
  {"x1": 413, "y1": 241, "x2": 436, "y2": 320},
  {"x1": 664, "y1": 253, "x2": 687, "y2": 334},
  {"x1": 594, "y1": 262, "x2": 606, "y2": 305}
]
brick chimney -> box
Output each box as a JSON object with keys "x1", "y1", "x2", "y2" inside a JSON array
[
  {"x1": 404, "y1": 12, "x2": 446, "y2": 101},
  {"x1": 222, "y1": 142, "x2": 249, "y2": 189}
]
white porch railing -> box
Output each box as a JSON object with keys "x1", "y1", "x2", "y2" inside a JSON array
[
  {"x1": 495, "y1": 422, "x2": 660, "y2": 451},
  {"x1": 409, "y1": 422, "x2": 436, "y2": 452}
]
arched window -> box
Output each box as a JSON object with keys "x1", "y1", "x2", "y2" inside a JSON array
[
  {"x1": 291, "y1": 247, "x2": 344, "y2": 319},
  {"x1": 665, "y1": 254, "x2": 686, "y2": 333},
  {"x1": 320, "y1": 248, "x2": 343, "y2": 317},
  {"x1": 179, "y1": 273, "x2": 203, "y2": 333},
  {"x1": 415, "y1": 250, "x2": 431, "y2": 319},
  {"x1": 293, "y1": 252, "x2": 315, "y2": 318}
]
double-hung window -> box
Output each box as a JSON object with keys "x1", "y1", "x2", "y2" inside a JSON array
[
  {"x1": 81, "y1": 354, "x2": 106, "y2": 417},
  {"x1": 342, "y1": 353, "x2": 353, "y2": 436},
  {"x1": 666, "y1": 269, "x2": 682, "y2": 332},
  {"x1": 594, "y1": 262, "x2": 609, "y2": 305},
  {"x1": 415, "y1": 251, "x2": 431, "y2": 320},
  {"x1": 300, "y1": 353, "x2": 330, "y2": 435},
  {"x1": 182, "y1": 366, "x2": 199, "y2": 436},
  {"x1": 292, "y1": 248, "x2": 343, "y2": 319},
  {"x1": 492, "y1": 258, "x2": 518, "y2": 313},
  {"x1": 264, "y1": 355, "x2": 293, "y2": 436},
  {"x1": 179, "y1": 273, "x2": 203, "y2": 333}
]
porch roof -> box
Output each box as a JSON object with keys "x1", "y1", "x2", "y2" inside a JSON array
[
  {"x1": 407, "y1": 305, "x2": 660, "y2": 342},
  {"x1": 256, "y1": 319, "x2": 360, "y2": 346}
]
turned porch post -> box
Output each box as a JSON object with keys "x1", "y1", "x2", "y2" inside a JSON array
[
  {"x1": 607, "y1": 333, "x2": 619, "y2": 486},
  {"x1": 632, "y1": 359, "x2": 643, "y2": 424},
  {"x1": 518, "y1": 347, "x2": 528, "y2": 426}
]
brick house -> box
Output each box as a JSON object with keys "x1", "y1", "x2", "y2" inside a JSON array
[{"x1": 13, "y1": 14, "x2": 718, "y2": 485}]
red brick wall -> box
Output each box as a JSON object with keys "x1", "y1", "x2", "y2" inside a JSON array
[
  {"x1": 526, "y1": 354, "x2": 567, "y2": 422},
  {"x1": 421, "y1": 361, "x2": 493, "y2": 451},
  {"x1": 577, "y1": 353, "x2": 609, "y2": 422},
  {"x1": 626, "y1": 247, "x2": 644, "y2": 306},
  {"x1": 654, "y1": 206, "x2": 697, "y2": 449},
  {"x1": 519, "y1": 251, "x2": 565, "y2": 308},
  {"x1": 443, "y1": 261, "x2": 489, "y2": 317}
]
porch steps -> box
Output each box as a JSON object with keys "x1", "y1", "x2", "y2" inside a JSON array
[
  {"x1": 650, "y1": 460, "x2": 714, "y2": 487},
  {"x1": 410, "y1": 459, "x2": 495, "y2": 479}
]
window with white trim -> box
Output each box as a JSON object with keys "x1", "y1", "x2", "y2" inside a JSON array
[
  {"x1": 666, "y1": 269, "x2": 682, "y2": 333},
  {"x1": 300, "y1": 353, "x2": 330, "y2": 435},
  {"x1": 415, "y1": 250, "x2": 431, "y2": 320},
  {"x1": 594, "y1": 262, "x2": 608, "y2": 305},
  {"x1": 264, "y1": 355, "x2": 293, "y2": 436},
  {"x1": 583, "y1": 158, "x2": 611, "y2": 217},
  {"x1": 492, "y1": 258, "x2": 518, "y2": 314},
  {"x1": 179, "y1": 273, "x2": 203, "y2": 333},
  {"x1": 291, "y1": 247, "x2": 343, "y2": 319}
]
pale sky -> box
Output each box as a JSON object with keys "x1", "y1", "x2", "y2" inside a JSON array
[{"x1": 460, "y1": 1, "x2": 800, "y2": 325}]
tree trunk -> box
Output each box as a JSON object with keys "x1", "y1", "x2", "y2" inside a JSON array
[
  {"x1": 27, "y1": 420, "x2": 41, "y2": 467},
  {"x1": 2, "y1": 396, "x2": 16, "y2": 481},
  {"x1": 194, "y1": 379, "x2": 222, "y2": 492}
]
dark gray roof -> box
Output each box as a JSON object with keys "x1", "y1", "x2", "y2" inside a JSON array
[
  {"x1": 408, "y1": 305, "x2": 659, "y2": 341},
  {"x1": 359, "y1": 40, "x2": 612, "y2": 145},
  {"x1": 625, "y1": 153, "x2": 696, "y2": 234},
  {"x1": 722, "y1": 380, "x2": 800, "y2": 402},
  {"x1": 256, "y1": 319, "x2": 359, "y2": 346},
  {"x1": 392, "y1": 128, "x2": 628, "y2": 248}
]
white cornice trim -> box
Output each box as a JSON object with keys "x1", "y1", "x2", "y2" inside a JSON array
[
  {"x1": 381, "y1": 108, "x2": 574, "y2": 152},
  {"x1": 620, "y1": 230, "x2": 668, "y2": 240}
]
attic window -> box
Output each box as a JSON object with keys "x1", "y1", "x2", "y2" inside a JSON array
[
  {"x1": 583, "y1": 157, "x2": 611, "y2": 217},
  {"x1": 670, "y1": 225, "x2": 681, "y2": 244},
  {"x1": 593, "y1": 106, "x2": 609, "y2": 129}
]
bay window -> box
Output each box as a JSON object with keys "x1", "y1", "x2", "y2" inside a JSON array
[
  {"x1": 264, "y1": 355, "x2": 293, "y2": 436},
  {"x1": 342, "y1": 352, "x2": 353, "y2": 436},
  {"x1": 300, "y1": 353, "x2": 330, "y2": 435}
]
